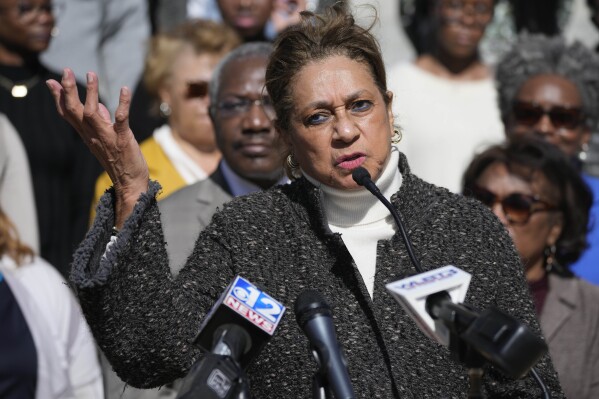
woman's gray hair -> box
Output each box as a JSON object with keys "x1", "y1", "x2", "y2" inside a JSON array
[
  {"x1": 208, "y1": 41, "x2": 274, "y2": 116},
  {"x1": 496, "y1": 33, "x2": 599, "y2": 132}
]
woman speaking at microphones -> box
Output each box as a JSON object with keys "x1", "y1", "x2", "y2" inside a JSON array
[{"x1": 46, "y1": 4, "x2": 564, "y2": 398}]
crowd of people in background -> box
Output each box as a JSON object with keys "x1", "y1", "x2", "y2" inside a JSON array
[{"x1": 1, "y1": 0, "x2": 599, "y2": 398}]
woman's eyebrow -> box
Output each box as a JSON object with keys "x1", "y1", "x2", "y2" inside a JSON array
[{"x1": 302, "y1": 90, "x2": 370, "y2": 112}]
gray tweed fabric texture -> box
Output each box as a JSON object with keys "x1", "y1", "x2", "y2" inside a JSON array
[{"x1": 71, "y1": 153, "x2": 564, "y2": 398}]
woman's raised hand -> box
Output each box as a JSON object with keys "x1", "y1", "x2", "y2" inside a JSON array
[{"x1": 46, "y1": 69, "x2": 149, "y2": 228}]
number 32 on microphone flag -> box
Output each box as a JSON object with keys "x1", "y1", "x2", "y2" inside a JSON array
[{"x1": 195, "y1": 275, "x2": 286, "y2": 366}]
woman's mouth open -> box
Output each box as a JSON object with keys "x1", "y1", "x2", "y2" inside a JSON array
[{"x1": 336, "y1": 153, "x2": 366, "y2": 170}]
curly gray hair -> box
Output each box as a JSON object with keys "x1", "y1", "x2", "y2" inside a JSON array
[{"x1": 495, "y1": 34, "x2": 599, "y2": 133}]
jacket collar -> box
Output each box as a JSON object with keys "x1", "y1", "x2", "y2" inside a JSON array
[
  {"x1": 194, "y1": 165, "x2": 233, "y2": 227},
  {"x1": 541, "y1": 274, "x2": 579, "y2": 340}
]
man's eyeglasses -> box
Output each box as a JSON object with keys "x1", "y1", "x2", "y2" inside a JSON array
[
  {"x1": 185, "y1": 81, "x2": 209, "y2": 99},
  {"x1": 512, "y1": 100, "x2": 584, "y2": 131},
  {"x1": 215, "y1": 96, "x2": 276, "y2": 120},
  {"x1": 465, "y1": 185, "x2": 557, "y2": 225}
]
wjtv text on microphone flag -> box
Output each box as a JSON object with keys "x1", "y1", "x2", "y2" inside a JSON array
[
  {"x1": 386, "y1": 266, "x2": 547, "y2": 379},
  {"x1": 386, "y1": 265, "x2": 471, "y2": 346}
]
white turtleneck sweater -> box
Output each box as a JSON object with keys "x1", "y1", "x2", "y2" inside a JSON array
[{"x1": 304, "y1": 147, "x2": 402, "y2": 298}]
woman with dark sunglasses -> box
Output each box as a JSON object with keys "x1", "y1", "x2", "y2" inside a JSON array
[
  {"x1": 90, "y1": 20, "x2": 240, "y2": 220},
  {"x1": 495, "y1": 33, "x2": 599, "y2": 287},
  {"x1": 463, "y1": 137, "x2": 599, "y2": 399}
]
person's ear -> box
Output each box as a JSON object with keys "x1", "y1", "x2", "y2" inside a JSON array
[
  {"x1": 581, "y1": 126, "x2": 591, "y2": 147},
  {"x1": 546, "y1": 214, "x2": 564, "y2": 248},
  {"x1": 386, "y1": 90, "x2": 395, "y2": 134},
  {"x1": 158, "y1": 86, "x2": 172, "y2": 107}
]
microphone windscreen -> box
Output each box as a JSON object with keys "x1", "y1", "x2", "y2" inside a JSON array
[
  {"x1": 352, "y1": 167, "x2": 371, "y2": 186},
  {"x1": 295, "y1": 289, "x2": 332, "y2": 327}
]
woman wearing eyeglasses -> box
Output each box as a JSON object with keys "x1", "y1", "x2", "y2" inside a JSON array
[
  {"x1": 90, "y1": 20, "x2": 240, "y2": 219},
  {"x1": 463, "y1": 137, "x2": 599, "y2": 399},
  {"x1": 495, "y1": 34, "x2": 599, "y2": 286}
]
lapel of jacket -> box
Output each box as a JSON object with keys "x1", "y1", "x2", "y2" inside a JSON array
[
  {"x1": 195, "y1": 165, "x2": 233, "y2": 228},
  {"x1": 541, "y1": 274, "x2": 578, "y2": 341}
]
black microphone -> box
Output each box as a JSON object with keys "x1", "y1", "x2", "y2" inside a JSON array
[
  {"x1": 425, "y1": 291, "x2": 548, "y2": 379},
  {"x1": 357, "y1": 165, "x2": 550, "y2": 393},
  {"x1": 387, "y1": 265, "x2": 547, "y2": 379},
  {"x1": 351, "y1": 166, "x2": 381, "y2": 196},
  {"x1": 177, "y1": 276, "x2": 286, "y2": 399},
  {"x1": 352, "y1": 166, "x2": 423, "y2": 273},
  {"x1": 177, "y1": 324, "x2": 252, "y2": 399},
  {"x1": 295, "y1": 289, "x2": 355, "y2": 399}
]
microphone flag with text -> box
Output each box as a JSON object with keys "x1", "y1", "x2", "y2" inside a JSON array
[
  {"x1": 386, "y1": 266, "x2": 547, "y2": 380},
  {"x1": 177, "y1": 275, "x2": 286, "y2": 399},
  {"x1": 295, "y1": 289, "x2": 355, "y2": 399}
]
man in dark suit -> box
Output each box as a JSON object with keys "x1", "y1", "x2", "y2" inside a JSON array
[{"x1": 159, "y1": 41, "x2": 287, "y2": 275}]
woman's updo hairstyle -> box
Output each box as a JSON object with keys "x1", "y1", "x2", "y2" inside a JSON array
[{"x1": 265, "y1": 3, "x2": 389, "y2": 135}]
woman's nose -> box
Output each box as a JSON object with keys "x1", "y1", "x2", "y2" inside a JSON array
[
  {"x1": 491, "y1": 202, "x2": 509, "y2": 226},
  {"x1": 333, "y1": 114, "x2": 359, "y2": 142}
]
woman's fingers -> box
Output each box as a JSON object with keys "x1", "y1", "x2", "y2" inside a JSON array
[
  {"x1": 83, "y1": 72, "x2": 101, "y2": 122},
  {"x1": 46, "y1": 68, "x2": 149, "y2": 200},
  {"x1": 98, "y1": 103, "x2": 111, "y2": 122},
  {"x1": 45, "y1": 79, "x2": 67, "y2": 118},
  {"x1": 61, "y1": 68, "x2": 84, "y2": 124},
  {"x1": 114, "y1": 86, "x2": 132, "y2": 135}
]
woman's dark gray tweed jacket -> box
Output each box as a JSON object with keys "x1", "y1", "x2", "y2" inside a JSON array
[{"x1": 72, "y1": 153, "x2": 564, "y2": 398}]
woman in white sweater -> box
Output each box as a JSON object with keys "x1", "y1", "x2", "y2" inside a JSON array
[
  {"x1": 0, "y1": 207, "x2": 103, "y2": 399},
  {"x1": 388, "y1": 0, "x2": 504, "y2": 192},
  {"x1": 0, "y1": 113, "x2": 38, "y2": 252}
]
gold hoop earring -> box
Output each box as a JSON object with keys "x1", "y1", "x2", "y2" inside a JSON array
[
  {"x1": 285, "y1": 153, "x2": 302, "y2": 179},
  {"x1": 286, "y1": 153, "x2": 299, "y2": 170},
  {"x1": 392, "y1": 128, "x2": 402, "y2": 144}
]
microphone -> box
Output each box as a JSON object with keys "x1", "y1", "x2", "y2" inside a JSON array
[
  {"x1": 178, "y1": 324, "x2": 252, "y2": 399},
  {"x1": 352, "y1": 167, "x2": 423, "y2": 274},
  {"x1": 354, "y1": 167, "x2": 547, "y2": 380},
  {"x1": 386, "y1": 266, "x2": 547, "y2": 379},
  {"x1": 351, "y1": 166, "x2": 381, "y2": 196},
  {"x1": 295, "y1": 289, "x2": 355, "y2": 399},
  {"x1": 177, "y1": 276, "x2": 286, "y2": 398},
  {"x1": 195, "y1": 275, "x2": 286, "y2": 368}
]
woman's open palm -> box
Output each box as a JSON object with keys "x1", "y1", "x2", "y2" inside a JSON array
[{"x1": 46, "y1": 69, "x2": 150, "y2": 226}]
